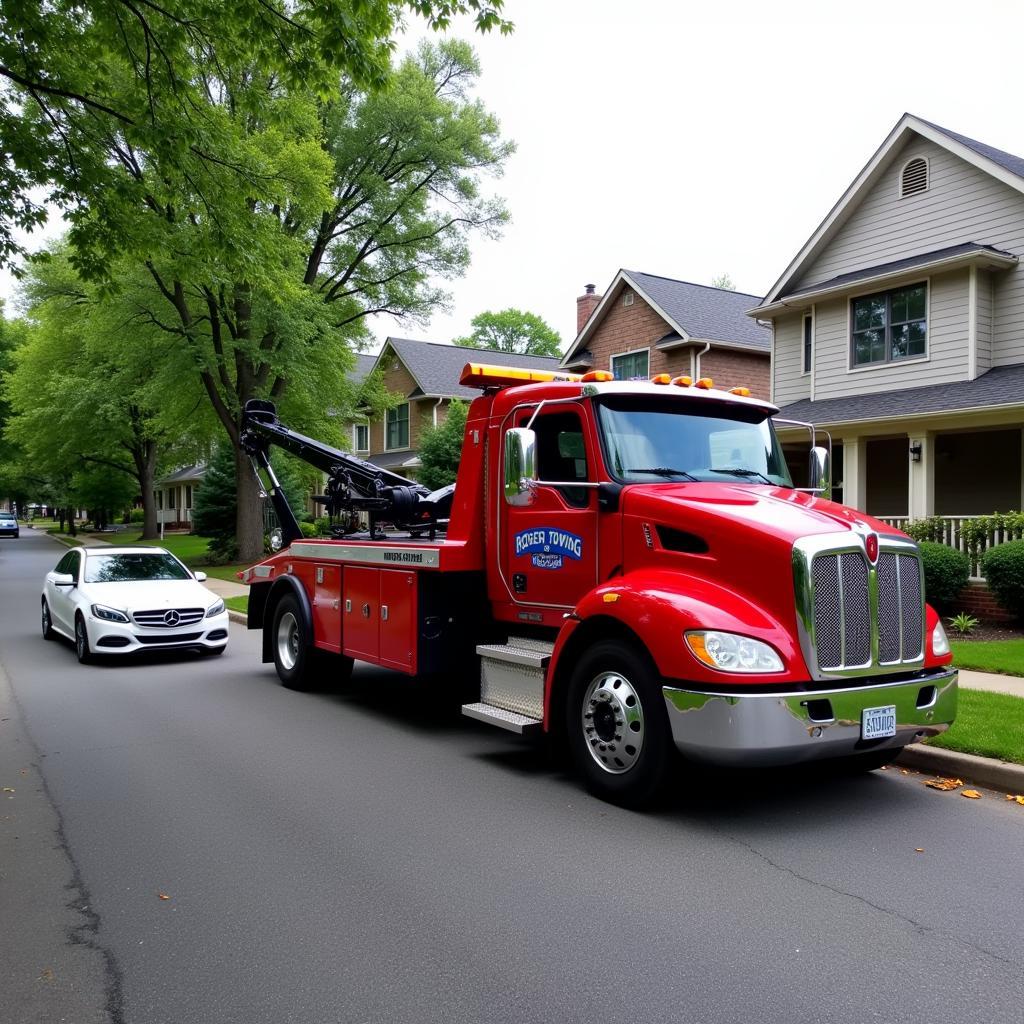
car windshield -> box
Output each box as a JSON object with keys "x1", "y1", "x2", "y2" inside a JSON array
[
  {"x1": 596, "y1": 397, "x2": 792, "y2": 486},
  {"x1": 84, "y1": 553, "x2": 191, "y2": 583}
]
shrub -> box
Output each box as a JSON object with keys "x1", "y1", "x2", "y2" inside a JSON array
[
  {"x1": 205, "y1": 535, "x2": 239, "y2": 565},
  {"x1": 314, "y1": 516, "x2": 331, "y2": 537},
  {"x1": 981, "y1": 540, "x2": 1024, "y2": 620},
  {"x1": 946, "y1": 612, "x2": 979, "y2": 636},
  {"x1": 918, "y1": 541, "x2": 970, "y2": 610},
  {"x1": 299, "y1": 521, "x2": 318, "y2": 538},
  {"x1": 128, "y1": 508, "x2": 145, "y2": 524}
]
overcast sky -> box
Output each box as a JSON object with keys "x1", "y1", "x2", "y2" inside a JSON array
[{"x1": 5, "y1": 0, "x2": 1024, "y2": 354}]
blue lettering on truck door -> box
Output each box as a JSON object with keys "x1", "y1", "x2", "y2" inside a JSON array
[{"x1": 514, "y1": 528, "x2": 584, "y2": 569}]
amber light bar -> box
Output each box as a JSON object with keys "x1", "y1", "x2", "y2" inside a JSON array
[{"x1": 459, "y1": 363, "x2": 587, "y2": 389}]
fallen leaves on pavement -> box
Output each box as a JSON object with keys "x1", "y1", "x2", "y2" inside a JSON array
[
  {"x1": 961, "y1": 790, "x2": 982, "y2": 799},
  {"x1": 157, "y1": 893, "x2": 171, "y2": 901},
  {"x1": 914, "y1": 848, "x2": 924, "y2": 853},
  {"x1": 1007, "y1": 794, "x2": 1024, "y2": 805},
  {"x1": 924, "y1": 777, "x2": 963, "y2": 791}
]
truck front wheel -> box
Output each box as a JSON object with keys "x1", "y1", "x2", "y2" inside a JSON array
[{"x1": 566, "y1": 640, "x2": 675, "y2": 807}]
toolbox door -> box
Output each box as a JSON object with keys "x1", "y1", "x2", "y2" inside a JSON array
[
  {"x1": 343, "y1": 566, "x2": 380, "y2": 662},
  {"x1": 379, "y1": 570, "x2": 416, "y2": 673}
]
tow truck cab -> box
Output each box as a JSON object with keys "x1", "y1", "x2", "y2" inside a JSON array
[{"x1": 242, "y1": 367, "x2": 956, "y2": 805}]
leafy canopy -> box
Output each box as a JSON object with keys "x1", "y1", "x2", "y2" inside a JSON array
[
  {"x1": 453, "y1": 308, "x2": 561, "y2": 357},
  {"x1": 417, "y1": 399, "x2": 468, "y2": 491}
]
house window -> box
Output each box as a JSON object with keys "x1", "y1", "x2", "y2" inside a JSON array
[
  {"x1": 186, "y1": 485, "x2": 193, "y2": 509},
  {"x1": 851, "y1": 283, "x2": 927, "y2": 366},
  {"x1": 386, "y1": 403, "x2": 410, "y2": 450},
  {"x1": 353, "y1": 423, "x2": 369, "y2": 452},
  {"x1": 167, "y1": 488, "x2": 176, "y2": 510},
  {"x1": 802, "y1": 314, "x2": 813, "y2": 374},
  {"x1": 611, "y1": 349, "x2": 649, "y2": 380}
]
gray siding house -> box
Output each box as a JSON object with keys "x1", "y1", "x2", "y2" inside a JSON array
[{"x1": 750, "y1": 113, "x2": 1024, "y2": 529}]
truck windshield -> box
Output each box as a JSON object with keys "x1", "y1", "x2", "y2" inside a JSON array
[{"x1": 596, "y1": 397, "x2": 792, "y2": 486}]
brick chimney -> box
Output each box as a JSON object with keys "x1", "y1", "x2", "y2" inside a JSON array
[{"x1": 576, "y1": 283, "x2": 601, "y2": 334}]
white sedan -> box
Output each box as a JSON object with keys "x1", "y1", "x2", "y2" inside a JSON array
[{"x1": 41, "y1": 546, "x2": 230, "y2": 663}]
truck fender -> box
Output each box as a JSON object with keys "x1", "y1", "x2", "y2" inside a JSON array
[
  {"x1": 260, "y1": 575, "x2": 314, "y2": 665},
  {"x1": 545, "y1": 569, "x2": 809, "y2": 726}
]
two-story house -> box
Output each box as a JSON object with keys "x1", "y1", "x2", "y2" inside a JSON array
[
  {"x1": 353, "y1": 337, "x2": 561, "y2": 477},
  {"x1": 750, "y1": 113, "x2": 1024, "y2": 527},
  {"x1": 561, "y1": 270, "x2": 770, "y2": 396}
]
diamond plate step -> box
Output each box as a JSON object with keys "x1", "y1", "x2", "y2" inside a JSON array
[
  {"x1": 461, "y1": 702, "x2": 543, "y2": 735},
  {"x1": 475, "y1": 641, "x2": 553, "y2": 669}
]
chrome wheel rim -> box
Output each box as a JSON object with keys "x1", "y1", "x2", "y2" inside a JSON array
[
  {"x1": 581, "y1": 671, "x2": 645, "y2": 774},
  {"x1": 76, "y1": 620, "x2": 86, "y2": 657},
  {"x1": 42, "y1": 604, "x2": 50, "y2": 635},
  {"x1": 277, "y1": 612, "x2": 300, "y2": 671}
]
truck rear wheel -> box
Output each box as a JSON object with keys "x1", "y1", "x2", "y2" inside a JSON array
[
  {"x1": 566, "y1": 640, "x2": 675, "y2": 808},
  {"x1": 271, "y1": 594, "x2": 353, "y2": 691}
]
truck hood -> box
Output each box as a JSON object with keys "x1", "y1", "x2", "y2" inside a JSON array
[{"x1": 622, "y1": 482, "x2": 899, "y2": 548}]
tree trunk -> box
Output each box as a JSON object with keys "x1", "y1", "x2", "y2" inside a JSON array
[
  {"x1": 66, "y1": 507, "x2": 77, "y2": 536},
  {"x1": 138, "y1": 443, "x2": 159, "y2": 541},
  {"x1": 235, "y1": 445, "x2": 264, "y2": 563}
]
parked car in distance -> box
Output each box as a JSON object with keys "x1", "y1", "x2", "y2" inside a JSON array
[
  {"x1": 41, "y1": 546, "x2": 229, "y2": 663},
  {"x1": 0, "y1": 512, "x2": 19, "y2": 538}
]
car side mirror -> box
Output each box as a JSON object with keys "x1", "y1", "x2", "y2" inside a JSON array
[
  {"x1": 504, "y1": 428, "x2": 537, "y2": 506},
  {"x1": 809, "y1": 445, "x2": 832, "y2": 500},
  {"x1": 194, "y1": 571, "x2": 208, "y2": 582},
  {"x1": 53, "y1": 573, "x2": 75, "y2": 587}
]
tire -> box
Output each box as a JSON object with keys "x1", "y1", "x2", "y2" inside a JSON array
[
  {"x1": 41, "y1": 600, "x2": 54, "y2": 641},
  {"x1": 831, "y1": 747, "x2": 906, "y2": 774},
  {"x1": 74, "y1": 614, "x2": 92, "y2": 664},
  {"x1": 565, "y1": 639, "x2": 676, "y2": 808},
  {"x1": 269, "y1": 595, "x2": 355, "y2": 691}
]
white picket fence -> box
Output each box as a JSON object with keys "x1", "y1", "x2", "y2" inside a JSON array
[{"x1": 876, "y1": 514, "x2": 1024, "y2": 578}]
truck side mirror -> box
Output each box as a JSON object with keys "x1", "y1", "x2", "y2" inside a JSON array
[
  {"x1": 809, "y1": 445, "x2": 831, "y2": 500},
  {"x1": 504, "y1": 428, "x2": 537, "y2": 506}
]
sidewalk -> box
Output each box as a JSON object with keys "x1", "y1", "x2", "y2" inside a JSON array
[
  {"x1": 957, "y1": 669, "x2": 1024, "y2": 698},
  {"x1": 203, "y1": 576, "x2": 248, "y2": 599}
]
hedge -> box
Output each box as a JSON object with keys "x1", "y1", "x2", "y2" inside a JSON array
[
  {"x1": 917, "y1": 541, "x2": 970, "y2": 610},
  {"x1": 981, "y1": 540, "x2": 1024, "y2": 620}
]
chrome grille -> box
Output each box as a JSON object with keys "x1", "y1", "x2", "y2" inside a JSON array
[
  {"x1": 804, "y1": 541, "x2": 924, "y2": 676},
  {"x1": 133, "y1": 607, "x2": 205, "y2": 628}
]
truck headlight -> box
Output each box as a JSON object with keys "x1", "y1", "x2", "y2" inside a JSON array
[
  {"x1": 931, "y1": 621, "x2": 950, "y2": 657},
  {"x1": 685, "y1": 630, "x2": 783, "y2": 673},
  {"x1": 92, "y1": 604, "x2": 130, "y2": 623},
  {"x1": 206, "y1": 599, "x2": 225, "y2": 618}
]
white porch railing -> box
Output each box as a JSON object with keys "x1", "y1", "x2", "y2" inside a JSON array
[{"x1": 876, "y1": 514, "x2": 1024, "y2": 578}]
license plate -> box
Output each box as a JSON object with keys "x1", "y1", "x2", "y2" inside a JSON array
[{"x1": 862, "y1": 705, "x2": 897, "y2": 740}]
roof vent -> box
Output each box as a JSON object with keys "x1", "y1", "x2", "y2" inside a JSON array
[
  {"x1": 623, "y1": 290, "x2": 634, "y2": 307},
  {"x1": 900, "y1": 157, "x2": 928, "y2": 198}
]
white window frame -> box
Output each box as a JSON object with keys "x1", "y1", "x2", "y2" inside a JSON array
[
  {"x1": 385, "y1": 403, "x2": 410, "y2": 451},
  {"x1": 352, "y1": 422, "x2": 370, "y2": 453},
  {"x1": 610, "y1": 346, "x2": 650, "y2": 381}
]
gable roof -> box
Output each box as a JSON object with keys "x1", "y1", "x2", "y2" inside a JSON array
[
  {"x1": 379, "y1": 337, "x2": 562, "y2": 400},
  {"x1": 562, "y1": 269, "x2": 768, "y2": 368},
  {"x1": 157, "y1": 464, "x2": 206, "y2": 485},
  {"x1": 350, "y1": 352, "x2": 377, "y2": 385},
  {"x1": 755, "y1": 114, "x2": 1024, "y2": 312}
]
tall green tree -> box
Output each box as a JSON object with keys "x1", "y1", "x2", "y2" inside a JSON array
[
  {"x1": 417, "y1": 400, "x2": 468, "y2": 490},
  {"x1": 453, "y1": 308, "x2": 561, "y2": 356},
  {"x1": 710, "y1": 273, "x2": 736, "y2": 291}
]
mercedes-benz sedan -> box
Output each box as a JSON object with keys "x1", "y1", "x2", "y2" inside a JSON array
[{"x1": 41, "y1": 546, "x2": 230, "y2": 662}]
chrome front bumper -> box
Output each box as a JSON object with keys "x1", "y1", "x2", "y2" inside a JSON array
[{"x1": 662, "y1": 668, "x2": 957, "y2": 767}]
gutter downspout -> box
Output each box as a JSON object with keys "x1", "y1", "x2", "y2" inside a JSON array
[
  {"x1": 432, "y1": 396, "x2": 444, "y2": 427},
  {"x1": 694, "y1": 341, "x2": 711, "y2": 380}
]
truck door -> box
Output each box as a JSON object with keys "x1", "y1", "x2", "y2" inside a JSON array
[{"x1": 501, "y1": 406, "x2": 599, "y2": 609}]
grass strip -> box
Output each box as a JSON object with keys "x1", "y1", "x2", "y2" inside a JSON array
[
  {"x1": 225, "y1": 596, "x2": 249, "y2": 615},
  {"x1": 926, "y1": 688, "x2": 1024, "y2": 764},
  {"x1": 950, "y1": 639, "x2": 1024, "y2": 676}
]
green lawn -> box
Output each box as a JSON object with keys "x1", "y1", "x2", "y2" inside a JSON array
[
  {"x1": 926, "y1": 689, "x2": 1024, "y2": 764},
  {"x1": 124, "y1": 533, "x2": 250, "y2": 580},
  {"x1": 225, "y1": 596, "x2": 249, "y2": 615},
  {"x1": 951, "y1": 639, "x2": 1024, "y2": 676}
]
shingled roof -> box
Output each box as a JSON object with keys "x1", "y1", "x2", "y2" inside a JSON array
[
  {"x1": 918, "y1": 117, "x2": 1024, "y2": 181},
  {"x1": 562, "y1": 269, "x2": 769, "y2": 368},
  {"x1": 777, "y1": 363, "x2": 1024, "y2": 426},
  {"x1": 383, "y1": 338, "x2": 562, "y2": 400}
]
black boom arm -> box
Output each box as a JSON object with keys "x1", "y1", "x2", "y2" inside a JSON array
[{"x1": 239, "y1": 400, "x2": 452, "y2": 542}]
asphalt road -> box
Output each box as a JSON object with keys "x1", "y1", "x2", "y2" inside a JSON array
[{"x1": 2, "y1": 529, "x2": 1023, "y2": 1024}]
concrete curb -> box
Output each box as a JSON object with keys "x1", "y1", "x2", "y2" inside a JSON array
[
  {"x1": 896, "y1": 744, "x2": 1024, "y2": 795},
  {"x1": 228, "y1": 610, "x2": 249, "y2": 626}
]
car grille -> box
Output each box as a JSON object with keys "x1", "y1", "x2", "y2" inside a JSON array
[
  {"x1": 133, "y1": 608, "x2": 205, "y2": 628},
  {"x1": 800, "y1": 540, "x2": 924, "y2": 676},
  {"x1": 134, "y1": 632, "x2": 203, "y2": 645}
]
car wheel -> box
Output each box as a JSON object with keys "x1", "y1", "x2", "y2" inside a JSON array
[
  {"x1": 565, "y1": 639, "x2": 676, "y2": 808},
  {"x1": 41, "y1": 600, "x2": 54, "y2": 641},
  {"x1": 74, "y1": 615, "x2": 92, "y2": 664}
]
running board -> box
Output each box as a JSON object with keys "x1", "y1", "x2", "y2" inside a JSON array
[{"x1": 461, "y1": 702, "x2": 542, "y2": 735}]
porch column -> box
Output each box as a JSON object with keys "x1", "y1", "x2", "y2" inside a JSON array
[
  {"x1": 842, "y1": 438, "x2": 864, "y2": 511},
  {"x1": 908, "y1": 431, "x2": 935, "y2": 521}
]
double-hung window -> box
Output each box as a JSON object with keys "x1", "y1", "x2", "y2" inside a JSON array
[
  {"x1": 851, "y1": 283, "x2": 927, "y2": 367},
  {"x1": 353, "y1": 423, "x2": 369, "y2": 452},
  {"x1": 611, "y1": 349, "x2": 649, "y2": 380},
  {"x1": 802, "y1": 314, "x2": 813, "y2": 374},
  {"x1": 386, "y1": 403, "x2": 410, "y2": 450}
]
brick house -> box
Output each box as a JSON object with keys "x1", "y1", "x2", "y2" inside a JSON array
[
  {"x1": 560, "y1": 270, "x2": 770, "y2": 396},
  {"x1": 352, "y1": 337, "x2": 561, "y2": 478}
]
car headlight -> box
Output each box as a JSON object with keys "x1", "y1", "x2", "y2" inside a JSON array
[
  {"x1": 91, "y1": 604, "x2": 130, "y2": 623},
  {"x1": 685, "y1": 630, "x2": 784, "y2": 673},
  {"x1": 931, "y1": 621, "x2": 950, "y2": 657},
  {"x1": 206, "y1": 599, "x2": 225, "y2": 618}
]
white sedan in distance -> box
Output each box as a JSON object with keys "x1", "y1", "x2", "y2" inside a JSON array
[{"x1": 41, "y1": 546, "x2": 230, "y2": 663}]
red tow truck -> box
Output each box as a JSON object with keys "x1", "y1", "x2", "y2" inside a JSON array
[{"x1": 239, "y1": 364, "x2": 957, "y2": 805}]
